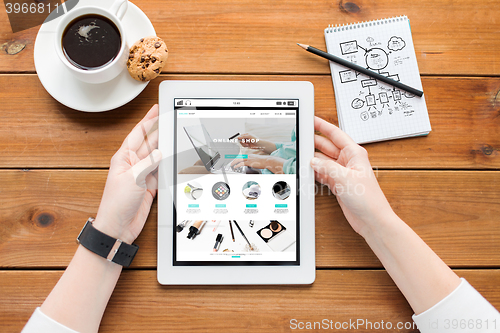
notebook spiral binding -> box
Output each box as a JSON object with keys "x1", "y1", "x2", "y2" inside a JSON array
[{"x1": 324, "y1": 15, "x2": 407, "y2": 34}]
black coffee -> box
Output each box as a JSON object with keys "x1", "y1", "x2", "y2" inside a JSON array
[{"x1": 62, "y1": 14, "x2": 121, "y2": 70}]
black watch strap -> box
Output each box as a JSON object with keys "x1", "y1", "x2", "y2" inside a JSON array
[{"x1": 77, "y1": 218, "x2": 139, "y2": 267}]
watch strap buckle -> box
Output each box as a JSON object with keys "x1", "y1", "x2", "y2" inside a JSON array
[
  {"x1": 76, "y1": 217, "x2": 138, "y2": 267},
  {"x1": 106, "y1": 239, "x2": 123, "y2": 262}
]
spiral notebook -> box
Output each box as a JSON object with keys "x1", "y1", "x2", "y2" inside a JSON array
[{"x1": 324, "y1": 16, "x2": 431, "y2": 144}]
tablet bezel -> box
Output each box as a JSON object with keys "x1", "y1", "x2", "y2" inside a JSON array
[{"x1": 157, "y1": 80, "x2": 315, "y2": 285}]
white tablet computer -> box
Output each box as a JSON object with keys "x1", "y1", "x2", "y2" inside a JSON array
[{"x1": 157, "y1": 81, "x2": 315, "y2": 285}]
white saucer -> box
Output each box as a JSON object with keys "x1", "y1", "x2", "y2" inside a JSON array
[{"x1": 34, "y1": 0, "x2": 156, "y2": 112}]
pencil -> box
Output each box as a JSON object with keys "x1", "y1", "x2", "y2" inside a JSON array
[
  {"x1": 297, "y1": 43, "x2": 423, "y2": 97},
  {"x1": 228, "y1": 133, "x2": 240, "y2": 140},
  {"x1": 229, "y1": 220, "x2": 235, "y2": 242}
]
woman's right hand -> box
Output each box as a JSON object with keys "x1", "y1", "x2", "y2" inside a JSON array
[
  {"x1": 311, "y1": 116, "x2": 395, "y2": 237},
  {"x1": 237, "y1": 133, "x2": 266, "y2": 150},
  {"x1": 312, "y1": 117, "x2": 464, "y2": 316}
]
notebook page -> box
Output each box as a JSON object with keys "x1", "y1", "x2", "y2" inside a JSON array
[{"x1": 325, "y1": 16, "x2": 431, "y2": 144}]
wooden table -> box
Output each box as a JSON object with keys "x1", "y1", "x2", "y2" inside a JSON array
[{"x1": 1, "y1": 0, "x2": 500, "y2": 332}]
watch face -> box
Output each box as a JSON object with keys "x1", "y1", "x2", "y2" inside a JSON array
[{"x1": 212, "y1": 182, "x2": 230, "y2": 200}]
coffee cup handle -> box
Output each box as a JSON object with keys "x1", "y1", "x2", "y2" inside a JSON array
[{"x1": 110, "y1": 0, "x2": 128, "y2": 20}]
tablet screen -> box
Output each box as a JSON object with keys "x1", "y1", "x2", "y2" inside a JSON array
[{"x1": 173, "y1": 98, "x2": 300, "y2": 266}]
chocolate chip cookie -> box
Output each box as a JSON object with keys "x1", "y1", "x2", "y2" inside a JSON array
[{"x1": 127, "y1": 36, "x2": 168, "y2": 82}]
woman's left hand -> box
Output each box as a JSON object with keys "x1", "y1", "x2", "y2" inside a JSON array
[{"x1": 93, "y1": 105, "x2": 162, "y2": 244}]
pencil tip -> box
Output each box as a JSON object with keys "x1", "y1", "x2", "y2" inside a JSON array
[{"x1": 297, "y1": 43, "x2": 308, "y2": 50}]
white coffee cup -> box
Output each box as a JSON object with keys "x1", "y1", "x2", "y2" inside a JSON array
[{"x1": 55, "y1": 0, "x2": 129, "y2": 84}]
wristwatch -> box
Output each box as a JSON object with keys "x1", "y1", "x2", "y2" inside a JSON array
[{"x1": 76, "y1": 217, "x2": 139, "y2": 267}]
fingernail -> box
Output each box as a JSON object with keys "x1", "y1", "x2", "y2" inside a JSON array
[{"x1": 311, "y1": 157, "x2": 320, "y2": 166}]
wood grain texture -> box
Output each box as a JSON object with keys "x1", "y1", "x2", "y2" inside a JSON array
[
  {"x1": 1, "y1": 0, "x2": 500, "y2": 75},
  {"x1": 1, "y1": 269, "x2": 499, "y2": 333},
  {"x1": 1, "y1": 1, "x2": 499, "y2": 331},
  {"x1": 0, "y1": 75, "x2": 498, "y2": 169},
  {"x1": 1, "y1": 169, "x2": 498, "y2": 269}
]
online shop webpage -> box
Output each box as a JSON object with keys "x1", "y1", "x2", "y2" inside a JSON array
[{"x1": 173, "y1": 98, "x2": 300, "y2": 265}]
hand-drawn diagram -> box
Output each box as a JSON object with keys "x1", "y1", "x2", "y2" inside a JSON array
[{"x1": 338, "y1": 35, "x2": 416, "y2": 121}]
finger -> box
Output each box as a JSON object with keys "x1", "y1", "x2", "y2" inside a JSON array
[
  {"x1": 314, "y1": 170, "x2": 329, "y2": 186},
  {"x1": 151, "y1": 167, "x2": 159, "y2": 181},
  {"x1": 230, "y1": 159, "x2": 244, "y2": 166},
  {"x1": 137, "y1": 129, "x2": 159, "y2": 160},
  {"x1": 131, "y1": 149, "x2": 162, "y2": 187},
  {"x1": 314, "y1": 116, "x2": 356, "y2": 150},
  {"x1": 238, "y1": 133, "x2": 251, "y2": 140},
  {"x1": 314, "y1": 151, "x2": 336, "y2": 162},
  {"x1": 310, "y1": 155, "x2": 345, "y2": 182},
  {"x1": 122, "y1": 105, "x2": 159, "y2": 152},
  {"x1": 315, "y1": 134, "x2": 341, "y2": 160},
  {"x1": 145, "y1": 173, "x2": 158, "y2": 197}
]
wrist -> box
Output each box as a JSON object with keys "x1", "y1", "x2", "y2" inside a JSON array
[
  {"x1": 76, "y1": 243, "x2": 123, "y2": 271},
  {"x1": 265, "y1": 156, "x2": 285, "y2": 174},
  {"x1": 264, "y1": 141, "x2": 277, "y2": 154},
  {"x1": 358, "y1": 209, "x2": 401, "y2": 241},
  {"x1": 93, "y1": 215, "x2": 135, "y2": 244},
  {"x1": 77, "y1": 218, "x2": 139, "y2": 267}
]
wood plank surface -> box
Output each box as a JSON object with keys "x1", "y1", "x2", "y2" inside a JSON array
[
  {"x1": 1, "y1": 269, "x2": 499, "y2": 333},
  {"x1": 1, "y1": 169, "x2": 498, "y2": 269},
  {"x1": 1, "y1": 0, "x2": 499, "y2": 331},
  {"x1": 1, "y1": 0, "x2": 500, "y2": 75},
  {"x1": 0, "y1": 75, "x2": 499, "y2": 169}
]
